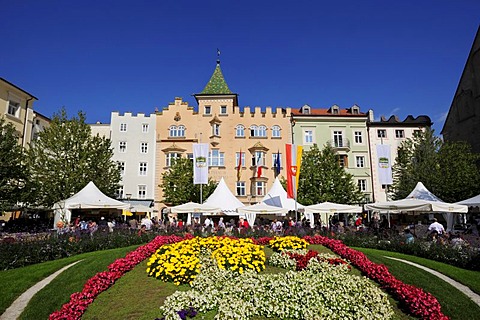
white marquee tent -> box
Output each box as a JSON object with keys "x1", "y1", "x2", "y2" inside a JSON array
[
  {"x1": 304, "y1": 202, "x2": 363, "y2": 228},
  {"x1": 457, "y1": 194, "x2": 480, "y2": 207},
  {"x1": 261, "y1": 177, "x2": 304, "y2": 210},
  {"x1": 170, "y1": 202, "x2": 221, "y2": 214},
  {"x1": 204, "y1": 177, "x2": 245, "y2": 215},
  {"x1": 365, "y1": 182, "x2": 468, "y2": 231},
  {"x1": 237, "y1": 202, "x2": 289, "y2": 227},
  {"x1": 53, "y1": 181, "x2": 129, "y2": 228}
]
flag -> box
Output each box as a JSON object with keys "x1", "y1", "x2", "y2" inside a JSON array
[
  {"x1": 376, "y1": 144, "x2": 393, "y2": 185},
  {"x1": 237, "y1": 150, "x2": 242, "y2": 181},
  {"x1": 193, "y1": 143, "x2": 209, "y2": 184},
  {"x1": 256, "y1": 153, "x2": 263, "y2": 178},
  {"x1": 286, "y1": 144, "x2": 303, "y2": 199},
  {"x1": 217, "y1": 48, "x2": 221, "y2": 56},
  {"x1": 274, "y1": 150, "x2": 281, "y2": 177}
]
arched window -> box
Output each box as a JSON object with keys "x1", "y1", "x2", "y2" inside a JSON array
[
  {"x1": 169, "y1": 125, "x2": 185, "y2": 137},
  {"x1": 271, "y1": 125, "x2": 281, "y2": 138},
  {"x1": 250, "y1": 125, "x2": 257, "y2": 137},
  {"x1": 235, "y1": 125, "x2": 245, "y2": 137},
  {"x1": 169, "y1": 125, "x2": 177, "y2": 137},
  {"x1": 177, "y1": 125, "x2": 185, "y2": 137},
  {"x1": 258, "y1": 125, "x2": 267, "y2": 137}
]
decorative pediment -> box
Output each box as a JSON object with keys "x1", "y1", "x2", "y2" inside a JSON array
[
  {"x1": 161, "y1": 143, "x2": 186, "y2": 153},
  {"x1": 209, "y1": 115, "x2": 222, "y2": 124},
  {"x1": 248, "y1": 142, "x2": 269, "y2": 153}
]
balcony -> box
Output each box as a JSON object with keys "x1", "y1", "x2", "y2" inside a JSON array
[{"x1": 327, "y1": 138, "x2": 350, "y2": 151}]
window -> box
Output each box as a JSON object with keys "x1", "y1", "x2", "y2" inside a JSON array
[
  {"x1": 8, "y1": 101, "x2": 20, "y2": 117},
  {"x1": 120, "y1": 123, "x2": 127, "y2": 132},
  {"x1": 142, "y1": 123, "x2": 149, "y2": 133},
  {"x1": 116, "y1": 186, "x2": 124, "y2": 199},
  {"x1": 395, "y1": 129, "x2": 405, "y2": 138},
  {"x1": 354, "y1": 131, "x2": 363, "y2": 144},
  {"x1": 272, "y1": 153, "x2": 282, "y2": 167},
  {"x1": 209, "y1": 149, "x2": 225, "y2": 166},
  {"x1": 413, "y1": 129, "x2": 422, "y2": 136},
  {"x1": 301, "y1": 105, "x2": 310, "y2": 114},
  {"x1": 355, "y1": 156, "x2": 365, "y2": 168},
  {"x1": 117, "y1": 161, "x2": 125, "y2": 175},
  {"x1": 140, "y1": 142, "x2": 148, "y2": 154},
  {"x1": 169, "y1": 125, "x2": 185, "y2": 137},
  {"x1": 338, "y1": 155, "x2": 348, "y2": 167},
  {"x1": 220, "y1": 105, "x2": 227, "y2": 114},
  {"x1": 358, "y1": 179, "x2": 367, "y2": 192},
  {"x1": 235, "y1": 125, "x2": 245, "y2": 137},
  {"x1": 255, "y1": 181, "x2": 266, "y2": 196},
  {"x1": 333, "y1": 131, "x2": 344, "y2": 147},
  {"x1": 304, "y1": 130, "x2": 313, "y2": 143},
  {"x1": 252, "y1": 151, "x2": 266, "y2": 166},
  {"x1": 187, "y1": 153, "x2": 194, "y2": 161},
  {"x1": 332, "y1": 106, "x2": 339, "y2": 114},
  {"x1": 166, "y1": 153, "x2": 180, "y2": 167},
  {"x1": 377, "y1": 129, "x2": 386, "y2": 138},
  {"x1": 236, "y1": 182, "x2": 246, "y2": 196},
  {"x1": 271, "y1": 125, "x2": 281, "y2": 138},
  {"x1": 138, "y1": 185, "x2": 146, "y2": 199},
  {"x1": 236, "y1": 152, "x2": 245, "y2": 167},
  {"x1": 119, "y1": 141, "x2": 127, "y2": 152},
  {"x1": 204, "y1": 105, "x2": 211, "y2": 115},
  {"x1": 250, "y1": 125, "x2": 267, "y2": 137},
  {"x1": 212, "y1": 123, "x2": 220, "y2": 136},
  {"x1": 139, "y1": 162, "x2": 147, "y2": 176}
]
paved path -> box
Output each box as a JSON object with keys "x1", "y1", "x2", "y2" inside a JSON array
[
  {"x1": 384, "y1": 256, "x2": 480, "y2": 307},
  {"x1": 0, "y1": 260, "x2": 83, "y2": 320}
]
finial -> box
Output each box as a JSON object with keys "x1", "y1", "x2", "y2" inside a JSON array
[{"x1": 216, "y1": 48, "x2": 220, "y2": 64}]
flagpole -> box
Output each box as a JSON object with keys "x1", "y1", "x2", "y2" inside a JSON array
[{"x1": 199, "y1": 133, "x2": 203, "y2": 204}]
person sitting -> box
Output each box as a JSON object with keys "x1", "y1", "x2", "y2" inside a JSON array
[
  {"x1": 404, "y1": 228, "x2": 414, "y2": 244},
  {"x1": 138, "y1": 224, "x2": 147, "y2": 236}
]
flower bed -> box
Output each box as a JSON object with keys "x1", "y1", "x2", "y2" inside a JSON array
[
  {"x1": 269, "y1": 235, "x2": 309, "y2": 252},
  {"x1": 304, "y1": 235, "x2": 449, "y2": 320},
  {"x1": 49, "y1": 234, "x2": 188, "y2": 320}
]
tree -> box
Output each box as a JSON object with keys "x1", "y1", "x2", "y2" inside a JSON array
[
  {"x1": 160, "y1": 157, "x2": 217, "y2": 205},
  {"x1": 26, "y1": 108, "x2": 121, "y2": 208},
  {"x1": 391, "y1": 128, "x2": 480, "y2": 202},
  {"x1": 297, "y1": 144, "x2": 364, "y2": 205},
  {"x1": 0, "y1": 117, "x2": 28, "y2": 210}
]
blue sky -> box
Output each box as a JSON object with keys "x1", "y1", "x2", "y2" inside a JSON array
[{"x1": 1, "y1": 1, "x2": 479, "y2": 133}]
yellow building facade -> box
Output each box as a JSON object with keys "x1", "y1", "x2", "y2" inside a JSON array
[{"x1": 155, "y1": 62, "x2": 292, "y2": 211}]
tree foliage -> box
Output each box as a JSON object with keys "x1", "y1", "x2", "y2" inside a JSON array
[
  {"x1": 297, "y1": 144, "x2": 364, "y2": 205},
  {"x1": 26, "y1": 108, "x2": 121, "y2": 207},
  {"x1": 160, "y1": 157, "x2": 217, "y2": 205},
  {"x1": 391, "y1": 128, "x2": 480, "y2": 202},
  {"x1": 0, "y1": 117, "x2": 28, "y2": 210}
]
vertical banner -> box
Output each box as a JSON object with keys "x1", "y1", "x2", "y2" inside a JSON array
[
  {"x1": 286, "y1": 144, "x2": 303, "y2": 199},
  {"x1": 193, "y1": 143, "x2": 209, "y2": 184},
  {"x1": 377, "y1": 144, "x2": 393, "y2": 185},
  {"x1": 274, "y1": 150, "x2": 281, "y2": 177},
  {"x1": 237, "y1": 150, "x2": 242, "y2": 181},
  {"x1": 256, "y1": 152, "x2": 263, "y2": 178}
]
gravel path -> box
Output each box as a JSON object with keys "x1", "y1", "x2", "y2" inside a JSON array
[
  {"x1": 384, "y1": 256, "x2": 480, "y2": 307},
  {"x1": 0, "y1": 260, "x2": 83, "y2": 320}
]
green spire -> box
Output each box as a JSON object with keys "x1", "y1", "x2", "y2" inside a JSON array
[{"x1": 200, "y1": 63, "x2": 232, "y2": 94}]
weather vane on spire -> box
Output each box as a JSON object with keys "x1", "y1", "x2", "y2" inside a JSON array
[{"x1": 217, "y1": 48, "x2": 221, "y2": 64}]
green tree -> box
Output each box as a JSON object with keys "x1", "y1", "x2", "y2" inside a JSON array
[
  {"x1": 391, "y1": 128, "x2": 480, "y2": 202},
  {"x1": 297, "y1": 144, "x2": 364, "y2": 205},
  {"x1": 0, "y1": 117, "x2": 28, "y2": 210},
  {"x1": 160, "y1": 157, "x2": 217, "y2": 205},
  {"x1": 26, "y1": 108, "x2": 121, "y2": 208}
]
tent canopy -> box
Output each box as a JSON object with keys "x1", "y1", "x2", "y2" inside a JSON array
[
  {"x1": 261, "y1": 177, "x2": 304, "y2": 210},
  {"x1": 304, "y1": 202, "x2": 362, "y2": 214},
  {"x1": 365, "y1": 198, "x2": 468, "y2": 213},
  {"x1": 170, "y1": 202, "x2": 221, "y2": 214},
  {"x1": 204, "y1": 177, "x2": 245, "y2": 215},
  {"x1": 457, "y1": 194, "x2": 480, "y2": 207},
  {"x1": 406, "y1": 182, "x2": 443, "y2": 202},
  {"x1": 237, "y1": 202, "x2": 289, "y2": 227}
]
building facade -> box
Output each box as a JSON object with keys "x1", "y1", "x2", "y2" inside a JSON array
[
  {"x1": 291, "y1": 104, "x2": 372, "y2": 203},
  {"x1": 442, "y1": 26, "x2": 480, "y2": 153},
  {"x1": 0, "y1": 77, "x2": 38, "y2": 148},
  {"x1": 367, "y1": 113, "x2": 433, "y2": 202},
  {"x1": 154, "y1": 61, "x2": 292, "y2": 212}
]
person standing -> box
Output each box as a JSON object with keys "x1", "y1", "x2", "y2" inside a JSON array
[{"x1": 428, "y1": 218, "x2": 445, "y2": 235}]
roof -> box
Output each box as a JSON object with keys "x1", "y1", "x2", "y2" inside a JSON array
[
  {"x1": 199, "y1": 63, "x2": 233, "y2": 94},
  {"x1": 0, "y1": 77, "x2": 38, "y2": 100},
  {"x1": 261, "y1": 177, "x2": 303, "y2": 210},
  {"x1": 291, "y1": 107, "x2": 367, "y2": 117},
  {"x1": 204, "y1": 177, "x2": 244, "y2": 214},
  {"x1": 368, "y1": 115, "x2": 433, "y2": 127}
]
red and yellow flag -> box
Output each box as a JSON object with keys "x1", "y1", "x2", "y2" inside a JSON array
[{"x1": 286, "y1": 144, "x2": 303, "y2": 199}]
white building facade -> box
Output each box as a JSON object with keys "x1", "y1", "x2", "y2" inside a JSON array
[{"x1": 367, "y1": 112, "x2": 432, "y2": 202}]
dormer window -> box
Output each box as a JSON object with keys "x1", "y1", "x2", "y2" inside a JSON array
[
  {"x1": 351, "y1": 105, "x2": 360, "y2": 115},
  {"x1": 301, "y1": 104, "x2": 311, "y2": 114},
  {"x1": 331, "y1": 105, "x2": 340, "y2": 115}
]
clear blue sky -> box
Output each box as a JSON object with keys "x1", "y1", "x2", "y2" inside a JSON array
[{"x1": 1, "y1": 0, "x2": 479, "y2": 133}]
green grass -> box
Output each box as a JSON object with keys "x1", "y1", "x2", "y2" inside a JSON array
[
  {"x1": 15, "y1": 245, "x2": 140, "y2": 320},
  {"x1": 355, "y1": 247, "x2": 480, "y2": 320}
]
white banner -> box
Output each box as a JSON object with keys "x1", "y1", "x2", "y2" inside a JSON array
[
  {"x1": 377, "y1": 144, "x2": 393, "y2": 185},
  {"x1": 193, "y1": 143, "x2": 209, "y2": 184}
]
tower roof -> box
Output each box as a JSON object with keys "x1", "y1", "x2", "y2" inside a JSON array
[{"x1": 200, "y1": 63, "x2": 232, "y2": 94}]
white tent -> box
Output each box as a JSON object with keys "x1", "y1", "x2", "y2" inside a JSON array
[
  {"x1": 237, "y1": 202, "x2": 289, "y2": 227},
  {"x1": 304, "y1": 202, "x2": 363, "y2": 228},
  {"x1": 457, "y1": 194, "x2": 480, "y2": 207},
  {"x1": 261, "y1": 177, "x2": 304, "y2": 210},
  {"x1": 204, "y1": 177, "x2": 245, "y2": 215},
  {"x1": 170, "y1": 202, "x2": 221, "y2": 214},
  {"x1": 53, "y1": 181, "x2": 129, "y2": 227},
  {"x1": 365, "y1": 182, "x2": 468, "y2": 231}
]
